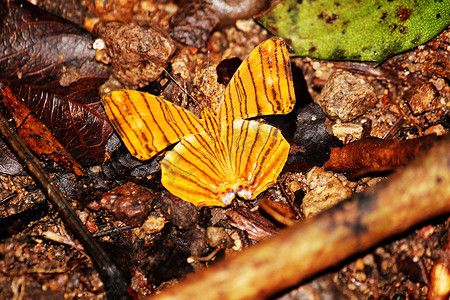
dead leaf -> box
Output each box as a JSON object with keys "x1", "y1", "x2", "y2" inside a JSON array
[
  {"x1": 227, "y1": 207, "x2": 279, "y2": 241},
  {"x1": 0, "y1": 0, "x2": 109, "y2": 85},
  {"x1": 323, "y1": 135, "x2": 441, "y2": 178},
  {"x1": 170, "y1": 2, "x2": 220, "y2": 48},
  {"x1": 3, "y1": 79, "x2": 113, "y2": 166},
  {"x1": 0, "y1": 84, "x2": 86, "y2": 176}
]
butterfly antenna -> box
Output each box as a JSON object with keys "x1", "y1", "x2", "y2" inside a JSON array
[
  {"x1": 162, "y1": 69, "x2": 200, "y2": 106},
  {"x1": 200, "y1": 51, "x2": 212, "y2": 108}
]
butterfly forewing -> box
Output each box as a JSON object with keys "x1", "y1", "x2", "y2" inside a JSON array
[
  {"x1": 218, "y1": 37, "x2": 295, "y2": 125},
  {"x1": 103, "y1": 90, "x2": 204, "y2": 160}
]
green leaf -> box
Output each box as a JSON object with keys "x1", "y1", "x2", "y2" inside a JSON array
[{"x1": 257, "y1": 0, "x2": 450, "y2": 63}]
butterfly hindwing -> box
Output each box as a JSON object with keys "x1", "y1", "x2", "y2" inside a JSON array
[
  {"x1": 161, "y1": 129, "x2": 229, "y2": 207},
  {"x1": 218, "y1": 37, "x2": 296, "y2": 125},
  {"x1": 161, "y1": 119, "x2": 290, "y2": 207},
  {"x1": 227, "y1": 120, "x2": 290, "y2": 199},
  {"x1": 102, "y1": 90, "x2": 204, "y2": 160}
]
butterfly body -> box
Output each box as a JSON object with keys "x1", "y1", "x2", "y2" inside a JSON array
[{"x1": 103, "y1": 37, "x2": 296, "y2": 207}]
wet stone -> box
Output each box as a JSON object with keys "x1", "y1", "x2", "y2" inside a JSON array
[
  {"x1": 94, "y1": 21, "x2": 175, "y2": 88},
  {"x1": 314, "y1": 71, "x2": 378, "y2": 122},
  {"x1": 100, "y1": 182, "x2": 153, "y2": 227}
]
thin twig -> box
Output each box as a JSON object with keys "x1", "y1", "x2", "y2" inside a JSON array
[{"x1": 0, "y1": 191, "x2": 17, "y2": 204}]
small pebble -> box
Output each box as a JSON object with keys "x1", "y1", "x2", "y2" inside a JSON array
[
  {"x1": 332, "y1": 122, "x2": 363, "y2": 142},
  {"x1": 142, "y1": 215, "x2": 166, "y2": 234},
  {"x1": 314, "y1": 71, "x2": 378, "y2": 122},
  {"x1": 302, "y1": 167, "x2": 352, "y2": 217},
  {"x1": 355, "y1": 258, "x2": 365, "y2": 271},
  {"x1": 100, "y1": 182, "x2": 153, "y2": 227},
  {"x1": 404, "y1": 82, "x2": 438, "y2": 115}
]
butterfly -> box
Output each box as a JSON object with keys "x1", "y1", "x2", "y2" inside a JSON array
[{"x1": 102, "y1": 37, "x2": 296, "y2": 207}]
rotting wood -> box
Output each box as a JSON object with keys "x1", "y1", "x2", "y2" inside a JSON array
[{"x1": 149, "y1": 134, "x2": 450, "y2": 300}]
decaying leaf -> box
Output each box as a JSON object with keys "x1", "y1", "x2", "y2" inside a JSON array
[
  {"x1": 170, "y1": 2, "x2": 220, "y2": 49},
  {"x1": 3, "y1": 79, "x2": 113, "y2": 166},
  {"x1": 0, "y1": 0, "x2": 109, "y2": 85},
  {"x1": 227, "y1": 208, "x2": 279, "y2": 241},
  {"x1": 258, "y1": 194, "x2": 297, "y2": 226},
  {"x1": 257, "y1": 0, "x2": 450, "y2": 63},
  {"x1": 0, "y1": 85, "x2": 86, "y2": 176},
  {"x1": 323, "y1": 134, "x2": 442, "y2": 178},
  {"x1": 0, "y1": 0, "x2": 113, "y2": 169},
  {"x1": 170, "y1": 0, "x2": 271, "y2": 48}
]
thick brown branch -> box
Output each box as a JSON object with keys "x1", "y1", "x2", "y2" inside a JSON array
[{"x1": 149, "y1": 135, "x2": 450, "y2": 300}]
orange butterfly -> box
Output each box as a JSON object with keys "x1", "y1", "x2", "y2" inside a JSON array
[{"x1": 102, "y1": 38, "x2": 296, "y2": 207}]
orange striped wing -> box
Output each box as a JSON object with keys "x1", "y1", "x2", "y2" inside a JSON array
[
  {"x1": 161, "y1": 119, "x2": 290, "y2": 207},
  {"x1": 218, "y1": 37, "x2": 296, "y2": 126},
  {"x1": 102, "y1": 90, "x2": 204, "y2": 160}
]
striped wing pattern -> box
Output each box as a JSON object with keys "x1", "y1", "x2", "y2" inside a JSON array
[
  {"x1": 103, "y1": 90, "x2": 204, "y2": 160},
  {"x1": 161, "y1": 119, "x2": 290, "y2": 207},
  {"x1": 218, "y1": 37, "x2": 295, "y2": 126},
  {"x1": 102, "y1": 37, "x2": 296, "y2": 206}
]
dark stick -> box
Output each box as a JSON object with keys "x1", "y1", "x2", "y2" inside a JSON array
[{"x1": 0, "y1": 84, "x2": 132, "y2": 300}]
